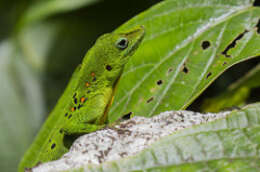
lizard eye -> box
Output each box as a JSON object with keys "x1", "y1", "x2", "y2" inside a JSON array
[{"x1": 116, "y1": 37, "x2": 128, "y2": 50}]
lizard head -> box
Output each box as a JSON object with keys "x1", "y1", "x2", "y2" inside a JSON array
[{"x1": 85, "y1": 25, "x2": 145, "y2": 82}]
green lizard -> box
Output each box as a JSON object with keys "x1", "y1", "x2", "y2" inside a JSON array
[{"x1": 18, "y1": 26, "x2": 145, "y2": 172}]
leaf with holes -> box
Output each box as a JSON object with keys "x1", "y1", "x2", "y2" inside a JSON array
[{"x1": 108, "y1": 0, "x2": 260, "y2": 122}]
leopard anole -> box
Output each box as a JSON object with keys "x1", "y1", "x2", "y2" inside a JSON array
[{"x1": 18, "y1": 26, "x2": 145, "y2": 172}]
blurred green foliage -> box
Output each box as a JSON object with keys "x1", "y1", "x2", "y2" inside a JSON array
[{"x1": 0, "y1": 0, "x2": 259, "y2": 171}]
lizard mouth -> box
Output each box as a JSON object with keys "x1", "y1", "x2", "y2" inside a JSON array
[{"x1": 122, "y1": 25, "x2": 145, "y2": 57}]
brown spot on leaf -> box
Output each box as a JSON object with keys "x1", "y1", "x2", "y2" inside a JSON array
[
  {"x1": 168, "y1": 68, "x2": 173, "y2": 73},
  {"x1": 147, "y1": 97, "x2": 154, "y2": 103}
]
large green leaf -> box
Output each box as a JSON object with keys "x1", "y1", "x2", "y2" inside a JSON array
[
  {"x1": 17, "y1": 0, "x2": 100, "y2": 28},
  {"x1": 76, "y1": 102, "x2": 260, "y2": 171},
  {"x1": 201, "y1": 63, "x2": 260, "y2": 112},
  {"x1": 108, "y1": 0, "x2": 260, "y2": 122}
]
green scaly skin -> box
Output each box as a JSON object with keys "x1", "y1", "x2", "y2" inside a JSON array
[{"x1": 18, "y1": 26, "x2": 145, "y2": 172}]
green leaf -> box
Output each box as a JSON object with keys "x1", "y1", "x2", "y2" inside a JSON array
[
  {"x1": 78, "y1": 102, "x2": 260, "y2": 172},
  {"x1": 17, "y1": 22, "x2": 60, "y2": 70},
  {"x1": 17, "y1": 0, "x2": 100, "y2": 29},
  {"x1": 201, "y1": 63, "x2": 260, "y2": 112},
  {"x1": 0, "y1": 40, "x2": 44, "y2": 171},
  {"x1": 108, "y1": 0, "x2": 260, "y2": 122}
]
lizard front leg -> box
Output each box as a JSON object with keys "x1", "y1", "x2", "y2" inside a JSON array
[{"x1": 62, "y1": 93, "x2": 109, "y2": 135}]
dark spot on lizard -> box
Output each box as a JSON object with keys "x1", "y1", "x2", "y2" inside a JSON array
[
  {"x1": 68, "y1": 115, "x2": 72, "y2": 119},
  {"x1": 74, "y1": 98, "x2": 78, "y2": 104},
  {"x1": 51, "y1": 143, "x2": 56, "y2": 149},
  {"x1": 73, "y1": 93, "x2": 77, "y2": 98},
  {"x1": 92, "y1": 77, "x2": 97, "y2": 82},
  {"x1": 206, "y1": 72, "x2": 212, "y2": 79},
  {"x1": 201, "y1": 40, "x2": 211, "y2": 49},
  {"x1": 223, "y1": 61, "x2": 227, "y2": 66},
  {"x1": 59, "y1": 129, "x2": 63, "y2": 134},
  {"x1": 221, "y1": 30, "x2": 248, "y2": 57},
  {"x1": 157, "y1": 80, "x2": 163, "y2": 85},
  {"x1": 147, "y1": 97, "x2": 154, "y2": 103},
  {"x1": 106, "y1": 65, "x2": 112, "y2": 71},
  {"x1": 65, "y1": 113, "x2": 68, "y2": 117},
  {"x1": 77, "y1": 104, "x2": 83, "y2": 109}
]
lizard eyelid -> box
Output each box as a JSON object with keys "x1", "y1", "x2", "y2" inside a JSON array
[{"x1": 116, "y1": 37, "x2": 128, "y2": 50}]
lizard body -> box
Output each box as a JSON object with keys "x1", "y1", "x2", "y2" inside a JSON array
[{"x1": 18, "y1": 26, "x2": 145, "y2": 172}]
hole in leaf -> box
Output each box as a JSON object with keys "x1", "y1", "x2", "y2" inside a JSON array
[
  {"x1": 206, "y1": 72, "x2": 212, "y2": 79},
  {"x1": 201, "y1": 40, "x2": 211, "y2": 50},
  {"x1": 147, "y1": 97, "x2": 154, "y2": 103},
  {"x1": 256, "y1": 19, "x2": 260, "y2": 34},
  {"x1": 157, "y1": 80, "x2": 163, "y2": 85},
  {"x1": 221, "y1": 30, "x2": 248, "y2": 57},
  {"x1": 182, "y1": 64, "x2": 189, "y2": 74},
  {"x1": 122, "y1": 112, "x2": 132, "y2": 120}
]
